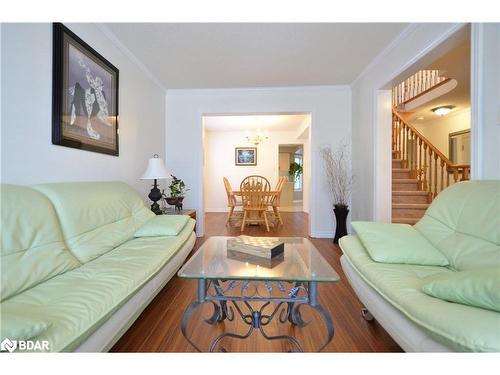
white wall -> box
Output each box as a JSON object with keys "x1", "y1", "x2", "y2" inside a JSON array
[
  {"x1": 1, "y1": 23, "x2": 166, "y2": 199},
  {"x1": 471, "y1": 23, "x2": 500, "y2": 180},
  {"x1": 165, "y1": 86, "x2": 351, "y2": 237},
  {"x1": 204, "y1": 129, "x2": 308, "y2": 212},
  {"x1": 413, "y1": 108, "x2": 471, "y2": 158},
  {"x1": 300, "y1": 122, "x2": 311, "y2": 216},
  {"x1": 374, "y1": 90, "x2": 392, "y2": 223}
]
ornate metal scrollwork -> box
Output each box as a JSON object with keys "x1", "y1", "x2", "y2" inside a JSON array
[
  {"x1": 206, "y1": 280, "x2": 309, "y2": 300},
  {"x1": 181, "y1": 279, "x2": 334, "y2": 352}
]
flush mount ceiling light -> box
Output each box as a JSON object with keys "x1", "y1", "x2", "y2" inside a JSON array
[{"x1": 431, "y1": 105, "x2": 455, "y2": 116}]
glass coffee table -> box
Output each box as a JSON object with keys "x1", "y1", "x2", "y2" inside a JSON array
[{"x1": 177, "y1": 236, "x2": 340, "y2": 352}]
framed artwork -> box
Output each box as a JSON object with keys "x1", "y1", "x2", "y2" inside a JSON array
[
  {"x1": 52, "y1": 23, "x2": 119, "y2": 156},
  {"x1": 235, "y1": 147, "x2": 257, "y2": 166}
]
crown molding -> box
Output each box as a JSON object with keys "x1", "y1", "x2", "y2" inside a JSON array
[
  {"x1": 351, "y1": 23, "x2": 468, "y2": 88},
  {"x1": 96, "y1": 24, "x2": 166, "y2": 92},
  {"x1": 166, "y1": 85, "x2": 351, "y2": 96},
  {"x1": 351, "y1": 24, "x2": 420, "y2": 87}
]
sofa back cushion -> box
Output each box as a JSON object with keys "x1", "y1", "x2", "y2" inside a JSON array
[
  {"x1": 415, "y1": 180, "x2": 500, "y2": 271},
  {"x1": 1, "y1": 185, "x2": 81, "y2": 301},
  {"x1": 34, "y1": 182, "x2": 155, "y2": 263}
]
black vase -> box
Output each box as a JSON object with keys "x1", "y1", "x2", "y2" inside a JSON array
[{"x1": 333, "y1": 204, "x2": 349, "y2": 244}]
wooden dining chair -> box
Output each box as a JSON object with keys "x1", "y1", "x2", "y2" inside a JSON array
[
  {"x1": 223, "y1": 177, "x2": 242, "y2": 225},
  {"x1": 240, "y1": 175, "x2": 271, "y2": 192},
  {"x1": 269, "y1": 176, "x2": 287, "y2": 225},
  {"x1": 240, "y1": 175, "x2": 271, "y2": 232}
]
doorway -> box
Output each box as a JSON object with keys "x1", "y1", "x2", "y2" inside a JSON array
[
  {"x1": 449, "y1": 130, "x2": 471, "y2": 164},
  {"x1": 278, "y1": 144, "x2": 304, "y2": 212},
  {"x1": 202, "y1": 113, "x2": 311, "y2": 220},
  {"x1": 374, "y1": 24, "x2": 472, "y2": 223}
]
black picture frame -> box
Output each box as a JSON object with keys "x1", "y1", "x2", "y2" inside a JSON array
[{"x1": 52, "y1": 23, "x2": 119, "y2": 156}]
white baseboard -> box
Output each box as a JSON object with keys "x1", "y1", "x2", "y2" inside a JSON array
[
  {"x1": 206, "y1": 208, "x2": 306, "y2": 213},
  {"x1": 310, "y1": 231, "x2": 334, "y2": 239},
  {"x1": 280, "y1": 207, "x2": 304, "y2": 212},
  {"x1": 205, "y1": 208, "x2": 230, "y2": 213}
]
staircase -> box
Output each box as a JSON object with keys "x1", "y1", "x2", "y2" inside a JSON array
[
  {"x1": 391, "y1": 110, "x2": 470, "y2": 224},
  {"x1": 392, "y1": 156, "x2": 429, "y2": 224}
]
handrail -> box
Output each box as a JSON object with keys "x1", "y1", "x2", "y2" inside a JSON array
[
  {"x1": 393, "y1": 110, "x2": 453, "y2": 167},
  {"x1": 392, "y1": 109, "x2": 470, "y2": 201}
]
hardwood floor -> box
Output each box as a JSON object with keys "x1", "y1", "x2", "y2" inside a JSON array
[{"x1": 111, "y1": 212, "x2": 402, "y2": 352}]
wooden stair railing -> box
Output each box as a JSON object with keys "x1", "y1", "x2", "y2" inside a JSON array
[
  {"x1": 392, "y1": 110, "x2": 470, "y2": 202},
  {"x1": 392, "y1": 69, "x2": 447, "y2": 108}
]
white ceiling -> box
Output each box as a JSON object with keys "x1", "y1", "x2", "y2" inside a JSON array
[
  {"x1": 203, "y1": 114, "x2": 309, "y2": 132},
  {"x1": 406, "y1": 28, "x2": 470, "y2": 125},
  {"x1": 104, "y1": 23, "x2": 408, "y2": 89}
]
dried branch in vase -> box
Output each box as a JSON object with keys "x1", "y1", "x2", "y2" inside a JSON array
[{"x1": 320, "y1": 143, "x2": 354, "y2": 207}]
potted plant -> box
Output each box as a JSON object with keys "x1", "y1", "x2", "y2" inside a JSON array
[
  {"x1": 288, "y1": 161, "x2": 303, "y2": 182},
  {"x1": 320, "y1": 143, "x2": 354, "y2": 244},
  {"x1": 162, "y1": 175, "x2": 190, "y2": 213}
]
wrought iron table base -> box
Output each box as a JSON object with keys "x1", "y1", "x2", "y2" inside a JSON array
[{"x1": 181, "y1": 279, "x2": 334, "y2": 352}]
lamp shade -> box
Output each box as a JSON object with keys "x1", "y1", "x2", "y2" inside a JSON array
[{"x1": 140, "y1": 154, "x2": 170, "y2": 180}]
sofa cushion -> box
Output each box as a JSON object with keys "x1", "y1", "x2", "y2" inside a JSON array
[
  {"x1": 0, "y1": 313, "x2": 51, "y2": 341},
  {"x1": 339, "y1": 235, "x2": 500, "y2": 352},
  {"x1": 0, "y1": 185, "x2": 81, "y2": 301},
  {"x1": 34, "y1": 182, "x2": 155, "y2": 263},
  {"x1": 352, "y1": 221, "x2": 449, "y2": 266},
  {"x1": 134, "y1": 215, "x2": 189, "y2": 237},
  {"x1": 415, "y1": 181, "x2": 500, "y2": 271},
  {"x1": 0, "y1": 219, "x2": 195, "y2": 352},
  {"x1": 422, "y1": 267, "x2": 500, "y2": 313}
]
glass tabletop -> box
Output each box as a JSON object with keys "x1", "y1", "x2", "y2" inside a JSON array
[{"x1": 178, "y1": 236, "x2": 339, "y2": 282}]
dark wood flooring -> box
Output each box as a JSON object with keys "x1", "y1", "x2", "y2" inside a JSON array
[{"x1": 111, "y1": 212, "x2": 402, "y2": 352}]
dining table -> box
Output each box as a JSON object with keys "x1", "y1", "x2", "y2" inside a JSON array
[
  {"x1": 231, "y1": 190, "x2": 279, "y2": 226},
  {"x1": 232, "y1": 190, "x2": 279, "y2": 197}
]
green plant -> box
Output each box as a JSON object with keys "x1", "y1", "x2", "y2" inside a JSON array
[
  {"x1": 288, "y1": 162, "x2": 303, "y2": 181},
  {"x1": 165, "y1": 175, "x2": 190, "y2": 198}
]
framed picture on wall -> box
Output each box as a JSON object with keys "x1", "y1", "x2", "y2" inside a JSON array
[
  {"x1": 235, "y1": 147, "x2": 257, "y2": 166},
  {"x1": 52, "y1": 23, "x2": 119, "y2": 156}
]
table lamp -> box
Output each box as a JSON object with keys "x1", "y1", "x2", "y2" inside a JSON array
[{"x1": 140, "y1": 154, "x2": 170, "y2": 215}]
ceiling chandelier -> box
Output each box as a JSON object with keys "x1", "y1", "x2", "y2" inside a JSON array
[{"x1": 245, "y1": 129, "x2": 269, "y2": 146}]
